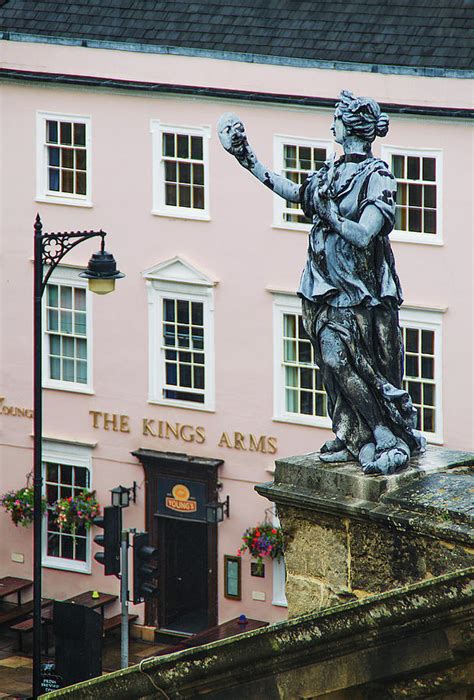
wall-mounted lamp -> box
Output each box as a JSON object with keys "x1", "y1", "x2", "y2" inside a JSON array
[
  {"x1": 206, "y1": 495, "x2": 230, "y2": 524},
  {"x1": 110, "y1": 482, "x2": 137, "y2": 509}
]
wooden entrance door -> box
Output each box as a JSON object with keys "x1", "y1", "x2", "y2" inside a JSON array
[
  {"x1": 158, "y1": 517, "x2": 209, "y2": 633},
  {"x1": 132, "y1": 449, "x2": 222, "y2": 631}
]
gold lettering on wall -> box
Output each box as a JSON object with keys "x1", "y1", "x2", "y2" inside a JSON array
[
  {"x1": 89, "y1": 411, "x2": 130, "y2": 433},
  {"x1": 0, "y1": 396, "x2": 33, "y2": 419},
  {"x1": 142, "y1": 419, "x2": 206, "y2": 445},
  {"x1": 89, "y1": 410, "x2": 276, "y2": 453},
  {"x1": 217, "y1": 431, "x2": 277, "y2": 454}
]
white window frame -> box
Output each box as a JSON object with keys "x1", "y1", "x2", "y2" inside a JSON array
[
  {"x1": 272, "y1": 292, "x2": 331, "y2": 428},
  {"x1": 273, "y1": 134, "x2": 333, "y2": 232},
  {"x1": 382, "y1": 146, "x2": 443, "y2": 246},
  {"x1": 272, "y1": 510, "x2": 287, "y2": 608},
  {"x1": 42, "y1": 266, "x2": 94, "y2": 394},
  {"x1": 399, "y1": 307, "x2": 443, "y2": 444},
  {"x1": 36, "y1": 111, "x2": 92, "y2": 207},
  {"x1": 143, "y1": 258, "x2": 216, "y2": 412},
  {"x1": 42, "y1": 440, "x2": 93, "y2": 574},
  {"x1": 151, "y1": 120, "x2": 211, "y2": 221}
]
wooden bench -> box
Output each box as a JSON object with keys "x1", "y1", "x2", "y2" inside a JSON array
[
  {"x1": 0, "y1": 600, "x2": 35, "y2": 626},
  {"x1": 11, "y1": 608, "x2": 137, "y2": 653},
  {"x1": 103, "y1": 613, "x2": 138, "y2": 635}
]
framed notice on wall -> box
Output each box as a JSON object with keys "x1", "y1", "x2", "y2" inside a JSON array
[{"x1": 224, "y1": 555, "x2": 241, "y2": 600}]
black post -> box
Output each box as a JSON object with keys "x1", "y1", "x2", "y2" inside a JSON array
[{"x1": 33, "y1": 213, "x2": 43, "y2": 699}]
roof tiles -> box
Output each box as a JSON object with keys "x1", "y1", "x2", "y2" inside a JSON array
[{"x1": 0, "y1": 0, "x2": 472, "y2": 71}]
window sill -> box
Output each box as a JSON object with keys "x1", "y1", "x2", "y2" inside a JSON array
[
  {"x1": 152, "y1": 208, "x2": 210, "y2": 222},
  {"x1": 272, "y1": 223, "x2": 309, "y2": 234},
  {"x1": 36, "y1": 195, "x2": 93, "y2": 209},
  {"x1": 424, "y1": 434, "x2": 444, "y2": 446},
  {"x1": 272, "y1": 415, "x2": 332, "y2": 429},
  {"x1": 148, "y1": 398, "x2": 215, "y2": 413},
  {"x1": 43, "y1": 382, "x2": 95, "y2": 395},
  {"x1": 390, "y1": 231, "x2": 443, "y2": 246},
  {"x1": 272, "y1": 599, "x2": 288, "y2": 608},
  {"x1": 42, "y1": 559, "x2": 91, "y2": 574}
]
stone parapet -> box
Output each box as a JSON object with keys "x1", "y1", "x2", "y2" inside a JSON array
[{"x1": 256, "y1": 446, "x2": 473, "y2": 616}]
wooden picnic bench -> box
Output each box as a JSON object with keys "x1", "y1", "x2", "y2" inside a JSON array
[
  {"x1": 0, "y1": 576, "x2": 33, "y2": 608},
  {"x1": 9, "y1": 590, "x2": 137, "y2": 653}
]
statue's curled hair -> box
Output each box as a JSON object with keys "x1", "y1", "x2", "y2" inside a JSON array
[{"x1": 335, "y1": 90, "x2": 389, "y2": 143}]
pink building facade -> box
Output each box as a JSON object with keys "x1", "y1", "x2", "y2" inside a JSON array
[{"x1": 0, "y1": 32, "x2": 472, "y2": 634}]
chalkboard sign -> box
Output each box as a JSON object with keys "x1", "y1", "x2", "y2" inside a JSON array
[{"x1": 41, "y1": 663, "x2": 63, "y2": 692}]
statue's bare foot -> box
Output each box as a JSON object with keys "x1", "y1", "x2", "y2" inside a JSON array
[
  {"x1": 319, "y1": 448, "x2": 352, "y2": 463},
  {"x1": 362, "y1": 448, "x2": 408, "y2": 476},
  {"x1": 320, "y1": 437, "x2": 345, "y2": 454},
  {"x1": 373, "y1": 425, "x2": 397, "y2": 451}
]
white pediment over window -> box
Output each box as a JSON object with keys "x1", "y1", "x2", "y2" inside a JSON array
[{"x1": 142, "y1": 256, "x2": 218, "y2": 287}]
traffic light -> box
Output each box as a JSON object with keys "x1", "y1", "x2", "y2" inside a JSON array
[
  {"x1": 93, "y1": 505, "x2": 120, "y2": 576},
  {"x1": 132, "y1": 532, "x2": 159, "y2": 604}
]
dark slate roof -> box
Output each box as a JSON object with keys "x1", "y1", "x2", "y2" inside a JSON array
[{"x1": 0, "y1": 1, "x2": 473, "y2": 72}]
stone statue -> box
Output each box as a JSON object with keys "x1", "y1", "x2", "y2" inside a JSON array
[{"x1": 218, "y1": 91, "x2": 426, "y2": 475}]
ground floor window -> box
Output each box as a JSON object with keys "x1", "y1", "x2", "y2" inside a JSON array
[{"x1": 42, "y1": 441, "x2": 93, "y2": 573}]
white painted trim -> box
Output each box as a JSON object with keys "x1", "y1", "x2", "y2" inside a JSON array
[
  {"x1": 151, "y1": 119, "x2": 211, "y2": 220},
  {"x1": 271, "y1": 511, "x2": 287, "y2": 608},
  {"x1": 272, "y1": 292, "x2": 331, "y2": 429},
  {"x1": 142, "y1": 255, "x2": 218, "y2": 287},
  {"x1": 272, "y1": 134, "x2": 333, "y2": 231},
  {"x1": 42, "y1": 266, "x2": 93, "y2": 393},
  {"x1": 399, "y1": 307, "x2": 443, "y2": 445},
  {"x1": 42, "y1": 440, "x2": 93, "y2": 574},
  {"x1": 145, "y1": 278, "x2": 215, "y2": 412},
  {"x1": 36, "y1": 111, "x2": 92, "y2": 207},
  {"x1": 382, "y1": 145, "x2": 443, "y2": 246}
]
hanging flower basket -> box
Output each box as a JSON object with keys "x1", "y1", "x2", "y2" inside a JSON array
[
  {"x1": 52, "y1": 490, "x2": 101, "y2": 533},
  {"x1": 238, "y1": 522, "x2": 285, "y2": 574},
  {"x1": 1, "y1": 487, "x2": 46, "y2": 527}
]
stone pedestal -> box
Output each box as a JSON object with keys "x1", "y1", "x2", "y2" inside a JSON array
[{"x1": 256, "y1": 446, "x2": 474, "y2": 617}]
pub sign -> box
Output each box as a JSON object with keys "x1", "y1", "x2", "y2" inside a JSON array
[{"x1": 156, "y1": 476, "x2": 207, "y2": 522}]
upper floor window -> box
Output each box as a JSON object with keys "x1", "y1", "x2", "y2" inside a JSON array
[
  {"x1": 273, "y1": 135, "x2": 331, "y2": 230},
  {"x1": 162, "y1": 297, "x2": 205, "y2": 404},
  {"x1": 151, "y1": 121, "x2": 210, "y2": 220},
  {"x1": 143, "y1": 256, "x2": 216, "y2": 411},
  {"x1": 37, "y1": 112, "x2": 92, "y2": 207},
  {"x1": 399, "y1": 307, "x2": 443, "y2": 443},
  {"x1": 42, "y1": 441, "x2": 93, "y2": 573},
  {"x1": 272, "y1": 293, "x2": 330, "y2": 428},
  {"x1": 43, "y1": 267, "x2": 92, "y2": 394},
  {"x1": 382, "y1": 147, "x2": 442, "y2": 245}
]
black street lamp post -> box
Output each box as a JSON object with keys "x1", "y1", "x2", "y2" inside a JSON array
[{"x1": 32, "y1": 214, "x2": 124, "y2": 698}]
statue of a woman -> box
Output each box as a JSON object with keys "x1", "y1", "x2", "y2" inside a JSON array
[{"x1": 218, "y1": 90, "x2": 425, "y2": 475}]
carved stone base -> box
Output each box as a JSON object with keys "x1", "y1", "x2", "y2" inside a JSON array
[{"x1": 256, "y1": 445, "x2": 474, "y2": 617}]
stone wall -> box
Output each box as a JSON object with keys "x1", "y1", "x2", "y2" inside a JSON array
[{"x1": 257, "y1": 446, "x2": 473, "y2": 617}]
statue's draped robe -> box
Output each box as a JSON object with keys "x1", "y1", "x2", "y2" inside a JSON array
[{"x1": 298, "y1": 157, "x2": 423, "y2": 456}]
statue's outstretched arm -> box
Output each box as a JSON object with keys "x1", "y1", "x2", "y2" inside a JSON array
[{"x1": 217, "y1": 112, "x2": 300, "y2": 203}]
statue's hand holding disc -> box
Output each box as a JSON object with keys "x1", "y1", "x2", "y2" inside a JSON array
[{"x1": 217, "y1": 112, "x2": 256, "y2": 169}]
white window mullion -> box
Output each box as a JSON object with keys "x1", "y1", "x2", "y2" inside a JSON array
[
  {"x1": 273, "y1": 134, "x2": 333, "y2": 231},
  {"x1": 151, "y1": 120, "x2": 211, "y2": 221},
  {"x1": 144, "y1": 258, "x2": 216, "y2": 412},
  {"x1": 42, "y1": 267, "x2": 93, "y2": 394},
  {"x1": 399, "y1": 307, "x2": 443, "y2": 444},
  {"x1": 382, "y1": 146, "x2": 442, "y2": 245},
  {"x1": 272, "y1": 292, "x2": 331, "y2": 428},
  {"x1": 42, "y1": 440, "x2": 93, "y2": 574},
  {"x1": 36, "y1": 111, "x2": 92, "y2": 207}
]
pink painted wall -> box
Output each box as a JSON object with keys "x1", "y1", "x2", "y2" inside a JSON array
[{"x1": 0, "y1": 38, "x2": 472, "y2": 626}]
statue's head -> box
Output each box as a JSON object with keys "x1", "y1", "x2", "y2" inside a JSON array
[
  {"x1": 217, "y1": 112, "x2": 245, "y2": 152},
  {"x1": 334, "y1": 90, "x2": 389, "y2": 144}
]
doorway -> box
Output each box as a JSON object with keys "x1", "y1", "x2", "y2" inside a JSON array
[
  {"x1": 159, "y1": 517, "x2": 208, "y2": 634},
  {"x1": 132, "y1": 448, "x2": 222, "y2": 633}
]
